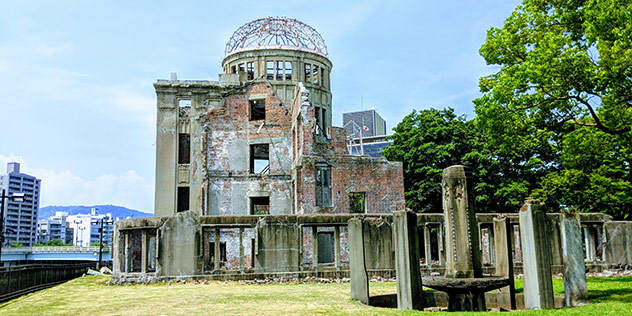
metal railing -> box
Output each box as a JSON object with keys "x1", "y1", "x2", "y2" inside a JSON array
[
  {"x1": 0, "y1": 263, "x2": 93, "y2": 302},
  {"x1": 1, "y1": 246, "x2": 110, "y2": 253}
]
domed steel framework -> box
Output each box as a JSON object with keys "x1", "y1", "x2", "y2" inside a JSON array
[{"x1": 225, "y1": 17, "x2": 328, "y2": 57}]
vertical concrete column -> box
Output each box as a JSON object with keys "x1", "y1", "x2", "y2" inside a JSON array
[
  {"x1": 214, "y1": 229, "x2": 221, "y2": 271},
  {"x1": 154, "y1": 92, "x2": 177, "y2": 216},
  {"x1": 348, "y1": 218, "x2": 369, "y2": 304},
  {"x1": 393, "y1": 211, "x2": 424, "y2": 310},
  {"x1": 438, "y1": 223, "x2": 445, "y2": 265},
  {"x1": 560, "y1": 213, "x2": 588, "y2": 307},
  {"x1": 334, "y1": 226, "x2": 341, "y2": 270},
  {"x1": 442, "y1": 165, "x2": 482, "y2": 278},
  {"x1": 423, "y1": 224, "x2": 432, "y2": 267},
  {"x1": 124, "y1": 232, "x2": 129, "y2": 273},
  {"x1": 239, "y1": 228, "x2": 244, "y2": 272},
  {"x1": 493, "y1": 217, "x2": 516, "y2": 310},
  {"x1": 141, "y1": 230, "x2": 147, "y2": 273},
  {"x1": 311, "y1": 226, "x2": 319, "y2": 270},
  {"x1": 519, "y1": 199, "x2": 554, "y2": 310},
  {"x1": 584, "y1": 227, "x2": 597, "y2": 262}
]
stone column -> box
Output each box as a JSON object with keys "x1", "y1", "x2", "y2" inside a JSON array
[
  {"x1": 423, "y1": 224, "x2": 432, "y2": 267},
  {"x1": 312, "y1": 226, "x2": 319, "y2": 270},
  {"x1": 348, "y1": 218, "x2": 369, "y2": 304},
  {"x1": 214, "y1": 228, "x2": 221, "y2": 271},
  {"x1": 239, "y1": 228, "x2": 244, "y2": 272},
  {"x1": 519, "y1": 199, "x2": 554, "y2": 310},
  {"x1": 393, "y1": 211, "x2": 424, "y2": 310},
  {"x1": 438, "y1": 223, "x2": 445, "y2": 265},
  {"x1": 493, "y1": 216, "x2": 516, "y2": 310},
  {"x1": 560, "y1": 213, "x2": 588, "y2": 307},
  {"x1": 334, "y1": 226, "x2": 341, "y2": 270},
  {"x1": 442, "y1": 165, "x2": 482, "y2": 278}
]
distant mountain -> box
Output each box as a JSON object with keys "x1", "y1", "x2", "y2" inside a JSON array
[{"x1": 38, "y1": 205, "x2": 153, "y2": 221}]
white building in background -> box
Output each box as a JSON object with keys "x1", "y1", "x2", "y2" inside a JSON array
[
  {"x1": 37, "y1": 211, "x2": 74, "y2": 244},
  {"x1": 0, "y1": 162, "x2": 41, "y2": 246},
  {"x1": 67, "y1": 208, "x2": 114, "y2": 247}
]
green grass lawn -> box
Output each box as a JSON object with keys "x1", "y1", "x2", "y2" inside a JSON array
[{"x1": 0, "y1": 276, "x2": 630, "y2": 315}]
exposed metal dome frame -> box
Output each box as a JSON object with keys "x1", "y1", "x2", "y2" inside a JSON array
[{"x1": 225, "y1": 17, "x2": 328, "y2": 57}]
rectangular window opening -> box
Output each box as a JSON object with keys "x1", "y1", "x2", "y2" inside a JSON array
[
  {"x1": 177, "y1": 187, "x2": 190, "y2": 212},
  {"x1": 250, "y1": 196, "x2": 270, "y2": 215},
  {"x1": 238, "y1": 63, "x2": 245, "y2": 72},
  {"x1": 312, "y1": 65, "x2": 319, "y2": 85},
  {"x1": 266, "y1": 61, "x2": 274, "y2": 80},
  {"x1": 349, "y1": 192, "x2": 366, "y2": 214},
  {"x1": 316, "y1": 167, "x2": 331, "y2": 206},
  {"x1": 209, "y1": 241, "x2": 227, "y2": 269},
  {"x1": 178, "y1": 99, "x2": 192, "y2": 108},
  {"x1": 249, "y1": 100, "x2": 265, "y2": 121},
  {"x1": 178, "y1": 133, "x2": 190, "y2": 164},
  {"x1": 250, "y1": 144, "x2": 269, "y2": 174},
  {"x1": 276, "y1": 61, "x2": 284, "y2": 81},
  {"x1": 317, "y1": 231, "x2": 334, "y2": 264},
  {"x1": 304, "y1": 63, "x2": 311, "y2": 83},
  {"x1": 285, "y1": 61, "x2": 292, "y2": 80},
  {"x1": 147, "y1": 232, "x2": 156, "y2": 272},
  {"x1": 231, "y1": 65, "x2": 237, "y2": 74},
  {"x1": 247, "y1": 62, "x2": 254, "y2": 80}
]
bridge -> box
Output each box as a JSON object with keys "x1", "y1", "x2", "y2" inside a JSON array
[{"x1": 1, "y1": 246, "x2": 111, "y2": 262}]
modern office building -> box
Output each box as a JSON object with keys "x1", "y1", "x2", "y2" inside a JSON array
[
  {"x1": 0, "y1": 162, "x2": 41, "y2": 246},
  {"x1": 67, "y1": 209, "x2": 114, "y2": 247},
  {"x1": 343, "y1": 110, "x2": 393, "y2": 158},
  {"x1": 37, "y1": 211, "x2": 74, "y2": 244}
]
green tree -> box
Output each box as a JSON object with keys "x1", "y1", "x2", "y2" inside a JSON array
[
  {"x1": 9, "y1": 242, "x2": 24, "y2": 248},
  {"x1": 46, "y1": 238, "x2": 64, "y2": 246},
  {"x1": 475, "y1": 0, "x2": 632, "y2": 218},
  {"x1": 382, "y1": 108, "x2": 472, "y2": 212}
]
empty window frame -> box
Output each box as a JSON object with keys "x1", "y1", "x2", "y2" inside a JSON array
[
  {"x1": 247, "y1": 62, "x2": 255, "y2": 80},
  {"x1": 266, "y1": 61, "x2": 274, "y2": 80},
  {"x1": 177, "y1": 186, "x2": 190, "y2": 212},
  {"x1": 231, "y1": 65, "x2": 237, "y2": 74},
  {"x1": 178, "y1": 99, "x2": 192, "y2": 108},
  {"x1": 276, "y1": 61, "x2": 284, "y2": 80},
  {"x1": 249, "y1": 100, "x2": 265, "y2": 121},
  {"x1": 316, "y1": 167, "x2": 331, "y2": 206},
  {"x1": 304, "y1": 63, "x2": 311, "y2": 83},
  {"x1": 209, "y1": 241, "x2": 227, "y2": 269},
  {"x1": 178, "y1": 133, "x2": 190, "y2": 164},
  {"x1": 312, "y1": 65, "x2": 320, "y2": 85},
  {"x1": 250, "y1": 144, "x2": 270, "y2": 174},
  {"x1": 250, "y1": 196, "x2": 270, "y2": 215},
  {"x1": 285, "y1": 61, "x2": 292, "y2": 80},
  {"x1": 238, "y1": 63, "x2": 245, "y2": 72},
  {"x1": 147, "y1": 232, "x2": 157, "y2": 272},
  {"x1": 349, "y1": 192, "x2": 366, "y2": 214}
]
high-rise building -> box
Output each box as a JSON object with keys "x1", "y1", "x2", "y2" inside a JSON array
[
  {"x1": 342, "y1": 110, "x2": 393, "y2": 158},
  {"x1": 0, "y1": 162, "x2": 41, "y2": 246}
]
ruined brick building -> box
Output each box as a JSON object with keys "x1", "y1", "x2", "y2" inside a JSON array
[{"x1": 154, "y1": 17, "x2": 405, "y2": 217}]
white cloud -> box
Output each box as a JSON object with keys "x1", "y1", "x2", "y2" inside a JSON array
[
  {"x1": 34, "y1": 42, "x2": 75, "y2": 56},
  {"x1": 0, "y1": 154, "x2": 153, "y2": 213}
]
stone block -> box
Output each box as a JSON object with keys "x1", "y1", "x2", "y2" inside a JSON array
[
  {"x1": 519, "y1": 199, "x2": 554, "y2": 310},
  {"x1": 348, "y1": 218, "x2": 369, "y2": 304},
  {"x1": 157, "y1": 211, "x2": 202, "y2": 277},
  {"x1": 560, "y1": 213, "x2": 588, "y2": 307},
  {"x1": 393, "y1": 211, "x2": 424, "y2": 310}
]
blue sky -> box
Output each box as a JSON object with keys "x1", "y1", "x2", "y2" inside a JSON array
[{"x1": 0, "y1": 0, "x2": 522, "y2": 213}]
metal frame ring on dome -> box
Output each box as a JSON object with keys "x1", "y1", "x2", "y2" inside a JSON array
[{"x1": 225, "y1": 17, "x2": 328, "y2": 57}]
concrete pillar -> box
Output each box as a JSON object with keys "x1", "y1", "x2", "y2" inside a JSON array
[
  {"x1": 493, "y1": 217, "x2": 516, "y2": 310},
  {"x1": 519, "y1": 199, "x2": 554, "y2": 310},
  {"x1": 214, "y1": 229, "x2": 220, "y2": 271},
  {"x1": 393, "y1": 211, "x2": 424, "y2": 310},
  {"x1": 348, "y1": 218, "x2": 369, "y2": 304},
  {"x1": 334, "y1": 226, "x2": 341, "y2": 270},
  {"x1": 438, "y1": 223, "x2": 445, "y2": 265},
  {"x1": 423, "y1": 224, "x2": 432, "y2": 267},
  {"x1": 239, "y1": 228, "x2": 244, "y2": 272},
  {"x1": 560, "y1": 213, "x2": 588, "y2": 307},
  {"x1": 311, "y1": 226, "x2": 318, "y2": 269},
  {"x1": 442, "y1": 165, "x2": 482, "y2": 278},
  {"x1": 141, "y1": 230, "x2": 147, "y2": 273}
]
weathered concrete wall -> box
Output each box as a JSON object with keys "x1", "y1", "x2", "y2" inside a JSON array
[
  {"x1": 604, "y1": 221, "x2": 632, "y2": 268},
  {"x1": 255, "y1": 217, "x2": 301, "y2": 272},
  {"x1": 157, "y1": 211, "x2": 202, "y2": 277}
]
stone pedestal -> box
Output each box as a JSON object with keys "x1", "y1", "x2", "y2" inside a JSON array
[
  {"x1": 442, "y1": 165, "x2": 482, "y2": 278},
  {"x1": 493, "y1": 216, "x2": 516, "y2": 309},
  {"x1": 393, "y1": 211, "x2": 424, "y2": 310},
  {"x1": 560, "y1": 213, "x2": 588, "y2": 307},
  {"x1": 348, "y1": 218, "x2": 369, "y2": 304},
  {"x1": 519, "y1": 199, "x2": 554, "y2": 310}
]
